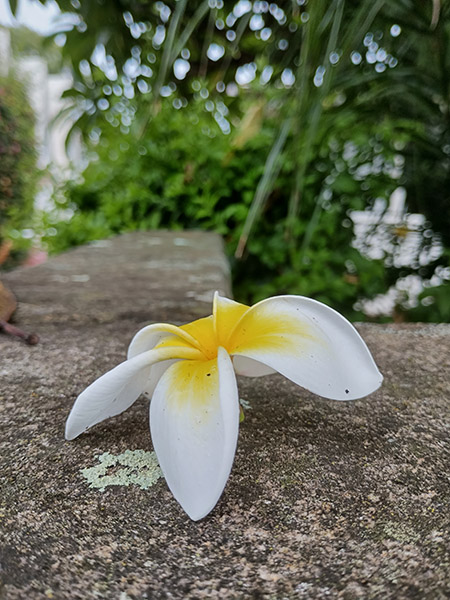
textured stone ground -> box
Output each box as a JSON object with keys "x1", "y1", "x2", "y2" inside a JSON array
[{"x1": 0, "y1": 231, "x2": 449, "y2": 599}]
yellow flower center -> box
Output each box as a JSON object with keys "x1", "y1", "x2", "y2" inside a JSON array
[{"x1": 154, "y1": 297, "x2": 250, "y2": 360}]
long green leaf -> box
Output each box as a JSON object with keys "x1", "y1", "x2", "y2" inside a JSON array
[
  {"x1": 287, "y1": 0, "x2": 345, "y2": 228},
  {"x1": 219, "y1": 11, "x2": 252, "y2": 83},
  {"x1": 8, "y1": 0, "x2": 18, "y2": 16},
  {"x1": 138, "y1": 0, "x2": 188, "y2": 137},
  {"x1": 342, "y1": 0, "x2": 386, "y2": 56},
  {"x1": 154, "y1": 0, "x2": 187, "y2": 98},
  {"x1": 169, "y1": 0, "x2": 210, "y2": 64},
  {"x1": 235, "y1": 118, "x2": 292, "y2": 259},
  {"x1": 198, "y1": 6, "x2": 217, "y2": 78}
]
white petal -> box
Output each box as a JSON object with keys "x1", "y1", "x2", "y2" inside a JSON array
[
  {"x1": 127, "y1": 321, "x2": 214, "y2": 390},
  {"x1": 127, "y1": 323, "x2": 199, "y2": 359},
  {"x1": 150, "y1": 347, "x2": 239, "y2": 520},
  {"x1": 229, "y1": 295, "x2": 383, "y2": 400},
  {"x1": 232, "y1": 355, "x2": 276, "y2": 377},
  {"x1": 213, "y1": 291, "x2": 249, "y2": 346},
  {"x1": 127, "y1": 326, "x2": 170, "y2": 359},
  {"x1": 213, "y1": 293, "x2": 275, "y2": 376},
  {"x1": 65, "y1": 346, "x2": 203, "y2": 440},
  {"x1": 142, "y1": 359, "x2": 177, "y2": 398}
]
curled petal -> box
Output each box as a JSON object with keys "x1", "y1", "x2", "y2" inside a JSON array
[
  {"x1": 127, "y1": 323, "x2": 201, "y2": 359},
  {"x1": 128, "y1": 316, "x2": 219, "y2": 361},
  {"x1": 232, "y1": 355, "x2": 276, "y2": 377},
  {"x1": 179, "y1": 315, "x2": 216, "y2": 358},
  {"x1": 142, "y1": 358, "x2": 178, "y2": 398},
  {"x1": 228, "y1": 295, "x2": 383, "y2": 400},
  {"x1": 213, "y1": 292, "x2": 249, "y2": 347},
  {"x1": 150, "y1": 347, "x2": 239, "y2": 520},
  {"x1": 127, "y1": 321, "x2": 214, "y2": 393},
  {"x1": 65, "y1": 346, "x2": 203, "y2": 440}
]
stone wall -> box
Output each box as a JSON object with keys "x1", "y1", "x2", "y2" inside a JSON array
[{"x1": 0, "y1": 231, "x2": 448, "y2": 599}]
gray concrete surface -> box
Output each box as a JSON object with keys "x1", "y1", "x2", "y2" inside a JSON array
[{"x1": 0, "y1": 231, "x2": 449, "y2": 599}]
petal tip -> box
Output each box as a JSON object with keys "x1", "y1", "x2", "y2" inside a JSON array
[
  {"x1": 64, "y1": 428, "x2": 76, "y2": 441},
  {"x1": 343, "y1": 368, "x2": 383, "y2": 400},
  {"x1": 64, "y1": 419, "x2": 80, "y2": 441},
  {"x1": 181, "y1": 496, "x2": 221, "y2": 521},
  {"x1": 185, "y1": 507, "x2": 211, "y2": 522}
]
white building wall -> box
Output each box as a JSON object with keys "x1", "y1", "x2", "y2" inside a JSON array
[
  {"x1": 0, "y1": 27, "x2": 10, "y2": 76},
  {"x1": 0, "y1": 26, "x2": 80, "y2": 171}
]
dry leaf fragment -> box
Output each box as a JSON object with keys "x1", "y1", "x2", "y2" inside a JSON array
[
  {"x1": 0, "y1": 280, "x2": 39, "y2": 345},
  {"x1": 0, "y1": 280, "x2": 17, "y2": 321}
]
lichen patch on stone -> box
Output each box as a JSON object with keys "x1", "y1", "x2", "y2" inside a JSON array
[
  {"x1": 81, "y1": 450, "x2": 162, "y2": 492},
  {"x1": 381, "y1": 521, "x2": 420, "y2": 543}
]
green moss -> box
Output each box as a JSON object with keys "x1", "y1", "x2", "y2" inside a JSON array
[{"x1": 81, "y1": 450, "x2": 162, "y2": 492}]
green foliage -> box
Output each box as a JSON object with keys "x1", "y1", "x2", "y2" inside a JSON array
[
  {"x1": 42, "y1": 99, "x2": 265, "y2": 250},
  {"x1": 382, "y1": 1, "x2": 450, "y2": 248},
  {"x1": 410, "y1": 285, "x2": 450, "y2": 322},
  {"x1": 0, "y1": 74, "x2": 38, "y2": 263},
  {"x1": 43, "y1": 94, "x2": 407, "y2": 320},
  {"x1": 8, "y1": 0, "x2": 448, "y2": 320}
]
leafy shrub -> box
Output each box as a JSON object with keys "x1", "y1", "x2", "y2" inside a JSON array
[
  {"x1": 42, "y1": 96, "x2": 405, "y2": 320},
  {"x1": 0, "y1": 74, "x2": 37, "y2": 264}
]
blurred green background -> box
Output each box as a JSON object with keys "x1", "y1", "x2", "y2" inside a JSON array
[{"x1": 1, "y1": 0, "x2": 449, "y2": 321}]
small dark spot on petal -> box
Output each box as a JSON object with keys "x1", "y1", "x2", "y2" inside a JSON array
[
  {"x1": 345, "y1": 389, "x2": 349, "y2": 394},
  {"x1": 206, "y1": 373, "x2": 211, "y2": 377}
]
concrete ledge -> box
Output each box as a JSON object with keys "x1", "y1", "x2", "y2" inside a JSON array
[
  {"x1": 0, "y1": 232, "x2": 449, "y2": 599},
  {"x1": 2, "y1": 230, "x2": 231, "y2": 326}
]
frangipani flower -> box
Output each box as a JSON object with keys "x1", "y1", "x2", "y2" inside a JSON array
[{"x1": 66, "y1": 293, "x2": 382, "y2": 520}]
